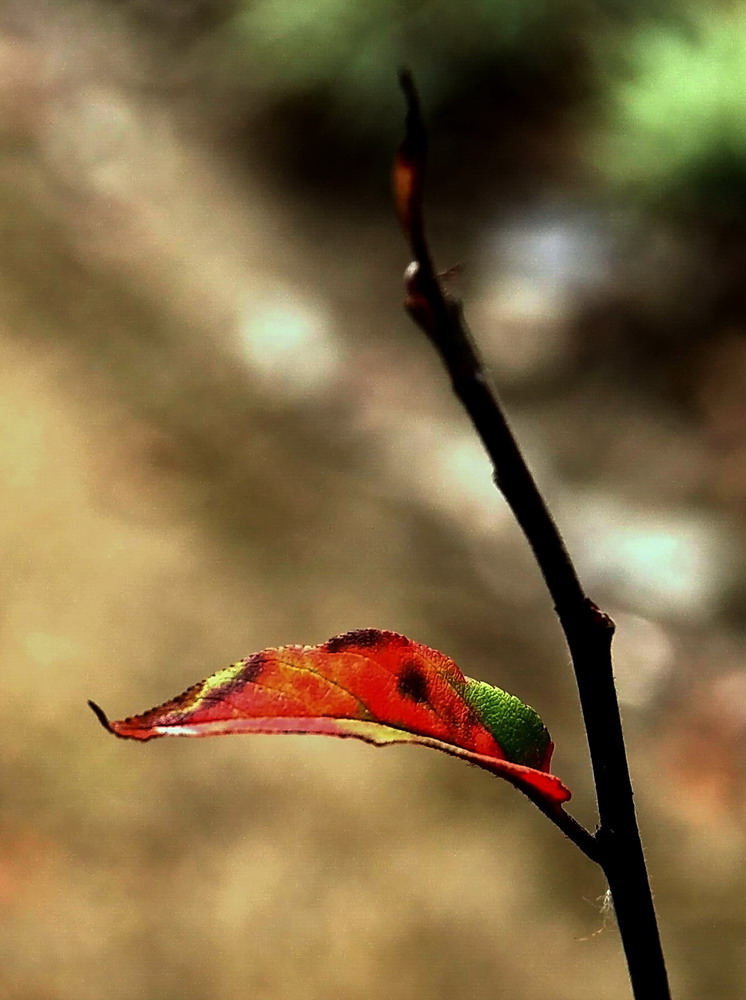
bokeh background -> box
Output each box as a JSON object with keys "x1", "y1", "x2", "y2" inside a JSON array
[{"x1": 1, "y1": 1, "x2": 745, "y2": 997}]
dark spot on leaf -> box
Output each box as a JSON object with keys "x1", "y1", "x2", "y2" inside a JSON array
[
  {"x1": 190, "y1": 654, "x2": 266, "y2": 709},
  {"x1": 240, "y1": 653, "x2": 266, "y2": 683},
  {"x1": 205, "y1": 653, "x2": 266, "y2": 704},
  {"x1": 325, "y1": 629, "x2": 383, "y2": 653},
  {"x1": 397, "y1": 662, "x2": 429, "y2": 704}
]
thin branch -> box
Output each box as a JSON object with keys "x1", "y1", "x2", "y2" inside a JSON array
[
  {"x1": 522, "y1": 789, "x2": 602, "y2": 865},
  {"x1": 395, "y1": 70, "x2": 671, "y2": 1000}
]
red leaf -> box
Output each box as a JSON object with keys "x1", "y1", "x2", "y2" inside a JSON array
[{"x1": 90, "y1": 629, "x2": 570, "y2": 806}]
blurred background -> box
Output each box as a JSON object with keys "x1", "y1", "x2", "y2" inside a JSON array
[{"x1": 0, "y1": 1, "x2": 744, "y2": 997}]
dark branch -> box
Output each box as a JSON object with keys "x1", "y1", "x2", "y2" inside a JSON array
[{"x1": 395, "y1": 72, "x2": 671, "y2": 1000}]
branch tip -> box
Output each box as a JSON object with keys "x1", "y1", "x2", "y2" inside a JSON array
[
  {"x1": 397, "y1": 68, "x2": 417, "y2": 111},
  {"x1": 394, "y1": 69, "x2": 433, "y2": 272}
]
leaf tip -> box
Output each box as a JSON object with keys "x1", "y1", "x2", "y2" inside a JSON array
[{"x1": 88, "y1": 699, "x2": 114, "y2": 734}]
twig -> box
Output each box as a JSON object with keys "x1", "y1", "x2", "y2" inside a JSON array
[
  {"x1": 521, "y1": 785, "x2": 601, "y2": 865},
  {"x1": 394, "y1": 70, "x2": 671, "y2": 1000}
]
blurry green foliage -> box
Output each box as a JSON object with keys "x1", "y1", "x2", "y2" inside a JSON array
[
  {"x1": 211, "y1": 0, "x2": 681, "y2": 133},
  {"x1": 596, "y1": 7, "x2": 746, "y2": 216},
  {"x1": 112, "y1": 0, "x2": 746, "y2": 217},
  {"x1": 226, "y1": 0, "x2": 545, "y2": 102}
]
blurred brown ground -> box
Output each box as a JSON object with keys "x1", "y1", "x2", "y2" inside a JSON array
[{"x1": 0, "y1": 2, "x2": 744, "y2": 999}]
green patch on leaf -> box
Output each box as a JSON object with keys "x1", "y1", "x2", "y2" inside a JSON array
[{"x1": 464, "y1": 679, "x2": 550, "y2": 769}]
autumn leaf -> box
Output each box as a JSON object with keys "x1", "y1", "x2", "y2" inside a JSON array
[{"x1": 89, "y1": 629, "x2": 571, "y2": 807}]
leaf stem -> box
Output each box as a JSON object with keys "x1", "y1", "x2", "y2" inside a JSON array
[{"x1": 395, "y1": 70, "x2": 671, "y2": 1000}]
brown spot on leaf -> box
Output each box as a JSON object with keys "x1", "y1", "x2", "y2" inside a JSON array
[
  {"x1": 397, "y1": 662, "x2": 429, "y2": 704},
  {"x1": 200, "y1": 654, "x2": 266, "y2": 705},
  {"x1": 325, "y1": 629, "x2": 383, "y2": 653},
  {"x1": 239, "y1": 653, "x2": 266, "y2": 683}
]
